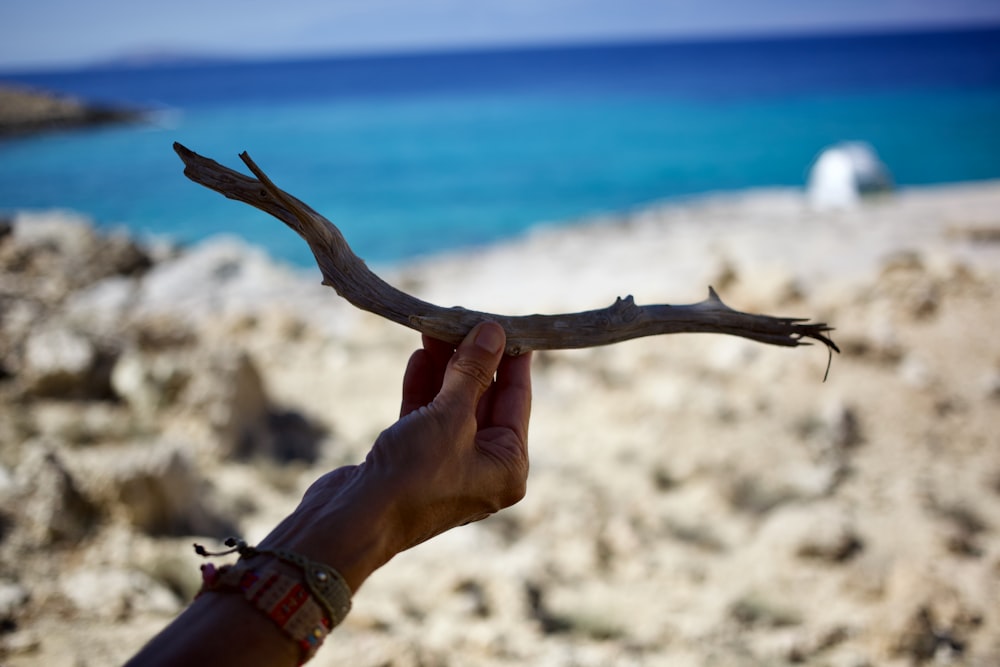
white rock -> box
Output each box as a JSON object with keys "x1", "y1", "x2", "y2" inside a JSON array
[
  {"x1": 110, "y1": 348, "x2": 188, "y2": 422},
  {"x1": 807, "y1": 142, "x2": 892, "y2": 210},
  {"x1": 0, "y1": 463, "x2": 13, "y2": 496},
  {"x1": 63, "y1": 440, "x2": 226, "y2": 535},
  {"x1": 131, "y1": 236, "x2": 354, "y2": 337},
  {"x1": 60, "y1": 568, "x2": 179, "y2": 619},
  {"x1": 13, "y1": 443, "x2": 98, "y2": 546},
  {"x1": 0, "y1": 580, "x2": 29, "y2": 619},
  {"x1": 899, "y1": 355, "x2": 933, "y2": 389},
  {"x1": 12, "y1": 210, "x2": 98, "y2": 253},
  {"x1": 23, "y1": 326, "x2": 96, "y2": 396},
  {"x1": 63, "y1": 275, "x2": 137, "y2": 334}
]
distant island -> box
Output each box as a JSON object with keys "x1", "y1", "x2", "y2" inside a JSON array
[
  {"x1": 0, "y1": 84, "x2": 146, "y2": 138},
  {"x1": 83, "y1": 48, "x2": 245, "y2": 70}
]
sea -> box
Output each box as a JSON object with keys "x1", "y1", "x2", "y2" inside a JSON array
[{"x1": 1, "y1": 27, "x2": 999, "y2": 267}]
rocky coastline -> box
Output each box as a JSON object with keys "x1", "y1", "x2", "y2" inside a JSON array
[
  {"x1": 0, "y1": 85, "x2": 146, "y2": 138},
  {"x1": 1, "y1": 181, "x2": 999, "y2": 665}
]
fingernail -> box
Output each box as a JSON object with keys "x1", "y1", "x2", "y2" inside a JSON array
[{"x1": 474, "y1": 323, "x2": 504, "y2": 354}]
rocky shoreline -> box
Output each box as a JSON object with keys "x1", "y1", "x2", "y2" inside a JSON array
[
  {"x1": 1, "y1": 182, "x2": 999, "y2": 666},
  {"x1": 0, "y1": 85, "x2": 146, "y2": 138}
]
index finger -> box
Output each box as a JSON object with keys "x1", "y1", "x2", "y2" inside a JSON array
[{"x1": 487, "y1": 352, "x2": 533, "y2": 449}]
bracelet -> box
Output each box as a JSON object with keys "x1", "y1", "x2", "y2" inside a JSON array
[{"x1": 194, "y1": 538, "x2": 352, "y2": 664}]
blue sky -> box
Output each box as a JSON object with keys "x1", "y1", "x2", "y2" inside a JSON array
[{"x1": 2, "y1": 0, "x2": 999, "y2": 71}]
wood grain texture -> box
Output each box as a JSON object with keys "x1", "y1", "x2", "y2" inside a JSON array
[{"x1": 174, "y1": 142, "x2": 838, "y2": 361}]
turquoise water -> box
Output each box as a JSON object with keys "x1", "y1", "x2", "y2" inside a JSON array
[{"x1": 2, "y1": 29, "x2": 999, "y2": 266}]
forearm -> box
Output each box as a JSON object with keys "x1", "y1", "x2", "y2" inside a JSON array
[
  {"x1": 125, "y1": 592, "x2": 300, "y2": 667},
  {"x1": 127, "y1": 469, "x2": 403, "y2": 667}
]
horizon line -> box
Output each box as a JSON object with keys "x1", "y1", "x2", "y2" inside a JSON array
[{"x1": 3, "y1": 19, "x2": 999, "y2": 77}]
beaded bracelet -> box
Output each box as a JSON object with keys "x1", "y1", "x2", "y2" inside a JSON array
[{"x1": 194, "y1": 538, "x2": 352, "y2": 665}]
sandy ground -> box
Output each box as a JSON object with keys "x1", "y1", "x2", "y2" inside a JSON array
[{"x1": 1, "y1": 181, "x2": 999, "y2": 666}]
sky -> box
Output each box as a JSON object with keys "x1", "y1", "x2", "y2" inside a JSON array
[{"x1": 2, "y1": 0, "x2": 1000, "y2": 71}]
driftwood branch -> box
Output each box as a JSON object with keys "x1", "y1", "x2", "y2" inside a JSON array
[{"x1": 173, "y1": 142, "x2": 838, "y2": 362}]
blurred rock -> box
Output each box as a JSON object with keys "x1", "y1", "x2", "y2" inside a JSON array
[
  {"x1": 984, "y1": 368, "x2": 1000, "y2": 399},
  {"x1": 758, "y1": 504, "x2": 864, "y2": 563},
  {"x1": 134, "y1": 237, "x2": 302, "y2": 325},
  {"x1": 795, "y1": 519, "x2": 864, "y2": 563},
  {"x1": 728, "y1": 592, "x2": 802, "y2": 628},
  {"x1": 0, "y1": 579, "x2": 29, "y2": 623},
  {"x1": 196, "y1": 350, "x2": 272, "y2": 460},
  {"x1": 64, "y1": 441, "x2": 234, "y2": 536},
  {"x1": 110, "y1": 343, "x2": 323, "y2": 462},
  {"x1": 0, "y1": 630, "x2": 41, "y2": 658},
  {"x1": 21, "y1": 325, "x2": 106, "y2": 398},
  {"x1": 264, "y1": 409, "x2": 326, "y2": 462},
  {"x1": 3, "y1": 184, "x2": 1000, "y2": 666},
  {"x1": 59, "y1": 568, "x2": 180, "y2": 620},
  {"x1": 0, "y1": 85, "x2": 146, "y2": 137},
  {"x1": 4, "y1": 212, "x2": 151, "y2": 294},
  {"x1": 62, "y1": 276, "x2": 138, "y2": 336},
  {"x1": 12, "y1": 444, "x2": 99, "y2": 547},
  {"x1": 111, "y1": 347, "x2": 191, "y2": 424},
  {"x1": 879, "y1": 565, "x2": 985, "y2": 664},
  {"x1": 800, "y1": 399, "x2": 863, "y2": 477},
  {"x1": 820, "y1": 400, "x2": 863, "y2": 451},
  {"x1": 0, "y1": 463, "x2": 13, "y2": 496},
  {"x1": 807, "y1": 142, "x2": 893, "y2": 210},
  {"x1": 29, "y1": 401, "x2": 134, "y2": 445}
]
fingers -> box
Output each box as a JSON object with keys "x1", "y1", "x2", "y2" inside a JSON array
[
  {"x1": 402, "y1": 324, "x2": 529, "y2": 437},
  {"x1": 400, "y1": 348, "x2": 434, "y2": 417},
  {"x1": 438, "y1": 322, "x2": 506, "y2": 413},
  {"x1": 400, "y1": 335, "x2": 452, "y2": 417},
  {"x1": 488, "y1": 351, "x2": 533, "y2": 447},
  {"x1": 421, "y1": 334, "x2": 455, "y2": 369}
]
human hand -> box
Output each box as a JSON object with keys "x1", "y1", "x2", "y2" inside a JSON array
[
  {"x1": 127, "y1": 323, "x2": 531, "y2": 667},
  {"x1": 260, "y1": 321, "x2": 532, "y2": 591},
  {"x1": 370, "y1": 321, "x2": 533, "y2": 549}
]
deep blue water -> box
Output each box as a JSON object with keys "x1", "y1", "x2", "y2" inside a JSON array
[{"x1": 1, "y1": 27, "x2": 999, "y2": 266}]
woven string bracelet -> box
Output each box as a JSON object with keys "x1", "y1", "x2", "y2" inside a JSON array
[{"x1": 194, "y1": 538, "x2": 352, "y2": 664}]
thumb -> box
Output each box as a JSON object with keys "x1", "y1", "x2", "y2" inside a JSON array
[{"x1": 437, "y1": 321, "x2": 506, "y2": 411}]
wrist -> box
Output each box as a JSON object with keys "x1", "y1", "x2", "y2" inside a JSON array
[{"x1": 260, "y1": 465, "x2": 408, "y2": 593}]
